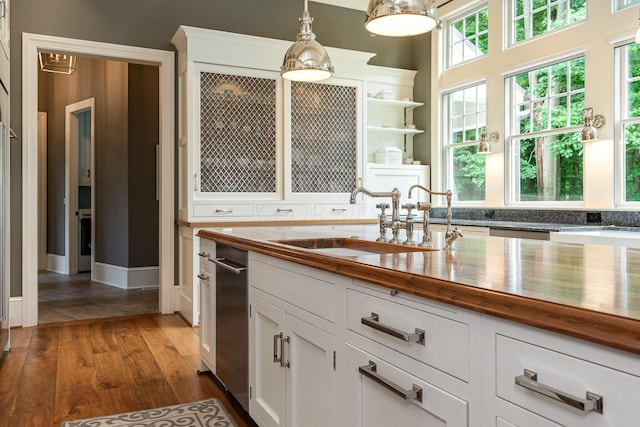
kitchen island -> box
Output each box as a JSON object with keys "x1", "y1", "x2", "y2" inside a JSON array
[
  {"x1": 197, "y1": 224, "x2": 640, "y2": 427},
  {"x1": 198, "y1": 224, "x2": 640, "y2": 354}
]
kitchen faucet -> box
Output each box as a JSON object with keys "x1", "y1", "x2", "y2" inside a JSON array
[
  {"x1": 407, "y1": 184, "x2": 463, "y2": 250},
  {"x1": 350, "y1": 186, "x2": 407, "y2": 243}
]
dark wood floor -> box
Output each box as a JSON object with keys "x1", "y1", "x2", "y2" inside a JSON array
[
  {"x1": 38, "y1": 272, "x2": 159, "y2": 324},
  {"x1": 0, "y1": 314, "x2": 255, "y2": 427}
]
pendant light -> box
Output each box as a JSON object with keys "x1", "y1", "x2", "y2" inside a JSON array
[
  {"x1": 281, "y1": 0, "x2": 334, "y2": 82},
  {"x1": 365, "y1": 0, "x2": 442, "y2": 37}
]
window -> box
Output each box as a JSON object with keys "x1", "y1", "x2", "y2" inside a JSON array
[
  {"x1": 617, "y1": 43, "x2": 640, "y2": 202},
  {"x1": 448, "y1": 6, "x2": 489, "y2": 67},
  {"x1": 507, "y1": 57, "x2": 585, "y2": 202},
  {"x1": 511, "y1": 0, "x2": 586, "y2": 45},
  {"x1": 442, "y1": 83, "x2": 487, "y2": 201},
  {"x1": 616, "y1": 0, "x2": 640, "y2": 11}
]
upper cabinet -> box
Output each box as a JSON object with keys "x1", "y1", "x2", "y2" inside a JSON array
[{"x1": 172, "y1": 26, "x2": 373, "y2": 222}]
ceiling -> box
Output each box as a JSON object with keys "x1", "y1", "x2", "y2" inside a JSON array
[{"x1": 312, "y1": 0, "x2": 451, "y2": 12}]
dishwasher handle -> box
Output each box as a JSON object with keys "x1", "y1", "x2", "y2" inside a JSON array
[{"x1": 210, "y1": 257, "x2": 247, "y2": 274}]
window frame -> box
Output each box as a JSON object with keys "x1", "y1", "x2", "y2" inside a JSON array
[{"x1": 446, "y1": 3, "x2": 490, "y2": 70}]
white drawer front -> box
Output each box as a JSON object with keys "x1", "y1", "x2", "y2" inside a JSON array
[
  {"x1": 249, "y1": 259, "x2": 335, "y2": 322},
  {"x1": 313, "y1": 203, "x2": 364, "y2": 216},
  {"x1": 193, "y1": 203, "x2": 254, "y2": 217},
  {"x1": 347, "y1": 289, "x2": 469, "y2": 381},
  {"x1": 198, "y1": 239, "x2": 215, "y2": 274},
  {"x1": 256, "y1": 204, "x2": 311, "y2": 217},
  {"x1": 496, "y1": 334, "x2": 640, "y2": 426},
  {"x1": 345, "y1": 344, "x2": 468, "y2": 427}
]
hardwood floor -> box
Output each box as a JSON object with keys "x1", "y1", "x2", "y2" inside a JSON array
[
  {"x1": 0, "y1": 314, "x2": 256, "y2": 427},
  {"x1": 38, "y1": 272, "x2": 159, "y2": 324}
]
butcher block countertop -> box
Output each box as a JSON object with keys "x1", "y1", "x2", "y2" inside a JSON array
[{"x1": 197, "y1": 225, "x2": 640, "y2": 355}]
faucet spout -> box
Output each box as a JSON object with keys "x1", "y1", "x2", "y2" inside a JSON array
[{"x1": 350, "y1": 186, "x2": 398, "y2": 204}]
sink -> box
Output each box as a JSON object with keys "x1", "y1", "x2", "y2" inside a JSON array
[{"x1": 271, "y1": 237, "x2": 438, "y2": 256}]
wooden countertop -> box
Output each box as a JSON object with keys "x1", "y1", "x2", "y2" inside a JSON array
[{"x1": 197, "y1": 225, "x2": 640, "y2": 355}]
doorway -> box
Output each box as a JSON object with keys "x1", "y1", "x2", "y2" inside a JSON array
[
  {"x1": 65, "y1": 98, "x2": 95, "y2": 277},
  {"x1": 22, "y1": 34, "x2": 175, "y2": 327}
]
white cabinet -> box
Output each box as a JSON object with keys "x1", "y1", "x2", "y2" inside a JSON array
[
  {"x1": 484, "y1": 316, "x2": 640, "y2": 427},
  {"x1": 345, "y1": 344, "x2": 468, "y2": 427},
  {"x1": 248, "y1": 253, "x2": 341, "y2": 427},
  {"x1": 250, "y1": 295, "x2": 336, "y2": 427},
  {"x1": 197, "y1": 239, "x2": 215, "y2": 371},
  {"x1": 365, "y1": 163, "x2": 430, "y2": 216}
]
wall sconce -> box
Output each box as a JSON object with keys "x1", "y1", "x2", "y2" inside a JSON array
[
  {"x1": 580, "y1": 107, "x2": 606, "y2": 142},
  {"x1": 281, "y1": 0, "x2": 334, "y2": 82},
  {"x1": 39, "y1": 52, "x2": 77, "y2": 75},
  {"x1": 477, "y1": 126, "x2": 500, "y2": 154}
]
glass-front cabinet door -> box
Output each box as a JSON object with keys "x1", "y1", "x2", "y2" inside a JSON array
[
  {"x1": 285, "y1": 78, "x2": 363, "y2": 201},
  {"x1": 196, "y1": 64, "x2": 282, "y2": 199}
]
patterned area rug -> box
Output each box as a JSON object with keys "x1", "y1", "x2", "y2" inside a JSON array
[{"x1": 60, "y1": 398, "x2": 238, "y2": 426}]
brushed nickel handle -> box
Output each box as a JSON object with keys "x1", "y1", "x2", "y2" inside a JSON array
[
  {"x1": 273, "y1": 333, "x2": 282, "y2": 364},
  {"x1": 197, "y1": 251, "x2": 210, "y2": 258},
  {"x1": 276, "y1": 208, "x2": 294, "y2": 213},
  {"x1": 359, "y1": 361, "x2": 422, "y2": 402},
  {"x1": 215, "y1": 209, "x2": 233, "y2": 213},
  {"x1": 282, "y1": 335, "x2": 290, "y2": 368},
  {"x1": 361, "y1": 312, "x2": 425, "y2": 345},
  {"x1": 210, "y1": 257, "x2": 246, "y2": 274},
  {"x1": 515, "y1": 369, "x2": 603, "y2": 414},
  {"x1": 332, "y1": 208, "x2": 348, "y2": 212},
  {"x1": 196, "y1": 273, "x2": 209, "y2": 281}
]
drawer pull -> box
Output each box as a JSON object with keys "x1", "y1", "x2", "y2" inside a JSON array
[
  {"x1": 332, "y1": 208, "x2": 348, "y2": 212},
  {"x1": 276, "y1": 208, "x2": 294, "y2": 213},
  {"x1": 361, "y1": 312, "x2": 425, "y2": 345},
  {"x1": 197, "y1": 251, "x2": 210, "y2": 258},
  {"x1": 215, "y1": 209, "x2": 233, "y2": 213},
  {"x1": 515, "y1": 369, "x2": 603, "y2": 414},
  {"x1": 196, "y1": 273, "x2": 209, "y2": 281},
  {"x1": 359, "y1": 361, "x2": 422, "y2": 402}
]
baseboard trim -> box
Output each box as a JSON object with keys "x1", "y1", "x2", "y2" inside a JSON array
[
  {"x1": 10, "y1": 297, "x2": 23, "y2": 327},
  {"x1": 46, "y1": 253, "x2": 68, "y2": 274},
  {"x1": 93, "y1": 263, "x2": 159, "y2": 290}
]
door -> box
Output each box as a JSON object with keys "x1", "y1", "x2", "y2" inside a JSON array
[
  {"x1": 249, "y1": 296, "x2": 286, "y2": 427},
  {"x1": 285, "y1": 314, "x2": 336, "y2": 427}
]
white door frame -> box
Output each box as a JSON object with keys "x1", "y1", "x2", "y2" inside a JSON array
[
  {"x1": 65, "y1": 98, "x2": 95, "y2": 276},
  {"x1": 22, "y1": 33, "x2": 175, "y2": 327}
]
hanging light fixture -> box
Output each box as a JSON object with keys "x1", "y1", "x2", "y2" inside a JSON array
[
  {"x1": 477, "y1": 126, "x2": 500, "y2": 154},
  {"x1": 281, "y1": 0, "x2": 334, "y2": 82},
  {"x1": 365, "y1": 0, "x2": 442, "y2": 37},
  {"x1": 38, "y1": 52, "x2": 77, "y2": 75}
]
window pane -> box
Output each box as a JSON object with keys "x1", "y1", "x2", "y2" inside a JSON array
[
  {"x1": 511, "y1": 0, "x2": 586, "y2": 45},
  {"x1": 509, "y1": 57, "x2": 585, "y2": 135},
  {"x1": 448, "y1": 6, "x2": 489, "y2": 67},
  {"x1": 451, "y1": 146, "x2": 486, "y2": 201},
  {"x1": 616, "y1": 0, "x2": 640, "y2": 11},
  {"x1": 512, "y1": 133, "x2": 584, "y2": 202},
  {"x1": 624, "y1": 123, "x2": 640, "y2": 201}
]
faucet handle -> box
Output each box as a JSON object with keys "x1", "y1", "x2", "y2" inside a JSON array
[
  {"x1": 416, "y1": 201, "x2": 431, "y2": 211},
  {"x1": 376, "y1": 203, "x2": 390, "y2": 211},
  {"x1": 402, "y1": 203, "x2": 416, "y2": 218}
]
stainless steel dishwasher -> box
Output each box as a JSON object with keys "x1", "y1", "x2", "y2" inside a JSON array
[{"x1": 212, "y1": 243, "x2": 249, "y2": 411}]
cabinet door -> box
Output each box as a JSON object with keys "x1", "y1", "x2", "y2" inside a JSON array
[
  {"x1": 285, "y1": 314, "x2": 336, "y2": 427},
  {"x1": 249, "y1": 296, "x2": 287, "y2": 427},
  {"x1": 345, "y1": 344, "x2": 468, "y2": 427},
  {"x1": 196, "y1": 64, "x2": 281, "y2": 197},
  {"x1": 198, "y1": 270, "x2": 214, "y2": 371},
  {"x1": 285, "y1": 78, "x2": 363, "y2": 201}
]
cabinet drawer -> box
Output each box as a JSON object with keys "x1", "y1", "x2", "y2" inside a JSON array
[
  {"x1": 314, "y1": 203, "x2": 364, "y2": 216},
  {"x1": 193, "y1": 203, "x2": 254, "y2": 217},
  {"x1": 249, "y1": 258, "x2": 335, "y2": 322},
  {"x1": 496, "y1": 334, "x2": 640, "y2": 426},
  {"x1": 198, "y1": 239, "x2": 215, "y2": 274},
  {"x1": 345, "y1": 344, "x2": 468, "y2": 427},
  {"x1": 256, "y1": 204, "x2": 311, "y2": 217},
  {"x1": 347, "y1": 289, "x2": 469, "y2": 381}
]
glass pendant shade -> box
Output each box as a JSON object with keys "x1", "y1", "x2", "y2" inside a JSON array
[
  {"x1": 39, "y1": 52, "x2": 77, "y2": 74},
  {"x1": 365, "y1": 0, "x2": 441, "y2": 37},
  {"x1": 281, "y1": 0, "x2": 334, "y2": 82}
]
